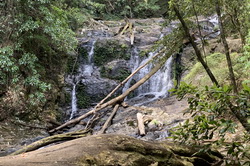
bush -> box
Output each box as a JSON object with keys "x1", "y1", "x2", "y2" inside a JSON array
[{"x1": 170, "y1": 82, "x2": 250, "y2": 165}]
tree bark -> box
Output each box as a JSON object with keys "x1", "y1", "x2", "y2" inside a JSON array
[
  {"x1": 49, "y1": 53, "x2": 171, "y2": 133},
  {"x1": 11, "y1": 130, "x2": 90, "y2": 155},
  {"x1": 192, "y1": 0, "x2": 207, "y2": 61},
  {"x1": 173, "y1": 6, "x2": 219, "y2": 87},
  {"x1": 215, "y1": 1, "x2": 238, "y2": 94},
  {"x1": 1, "y1": 134, "x2": 223, "y2": 166},
  {"x1": 137, "y1": 113, "x2": 146, "y2": 136}
]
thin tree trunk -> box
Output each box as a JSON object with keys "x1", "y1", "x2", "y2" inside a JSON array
[
  {"x1": 191, "y1": 0, "x2": 207, "y2": 61},
  {"x1": 98, "y1": 104, "x2": 120, "y2": 134},
  {"x1": 137, "y1": 113, "x2": 146, "y2": 136},
  {"x1": 173, "y1": 6, "x2": 219, "y2": 86},
  {"x1": 49, "y1": 53, "x2": 171, "y2": 133},
  {"x1": 215, "y1": 1, "x2": 238, "y2": 94}
]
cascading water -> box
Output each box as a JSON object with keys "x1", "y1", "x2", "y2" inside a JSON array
[
  {"x1": 67, "y1": 40, "x2": 96, "y2": 119},
  {"x1": 70, "y1": 83, "x2": 77, "y2": 119},
  {"x1": 123, "y1": 49, "x2": 174, "y2": 104},
  {"x1": 81, "y1": 40, "x2": 96, "y2": 77}
]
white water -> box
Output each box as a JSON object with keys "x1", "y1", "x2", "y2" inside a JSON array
[
  {"x1": 70, "y1": 83, "x2": 77, "y2": 119},
  {"x1": 123, "y1": 49, "x2": 174, "y2": 104},
  {"x1": 81, "y1": 40, "x2": 96, "y2": 77},
  {"x1": 122, "y1": 47, "x2": 140, "y2": 94},
  {"x1": 69, "y1": 40, "x2": 96, "y2": 119}
]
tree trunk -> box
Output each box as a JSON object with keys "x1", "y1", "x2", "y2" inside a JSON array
[
  {"x1": 215, "y1": 1, "x2": 238, "y2": 94},
  {"x1": 49, "y1": 53, "x2": 171, "y2": 133},
  {"x1": 1, "y1": 134, "x2": 223, "y2": 166},
  {"x1": 98, "y1": 104, "x2": 120, "y2": 134},
  {"x1": 173, "y1": 6, "x2": 219, "y2": 87},
  {"x1": 192, "y1": 0, "x2": 207, "y2": 61},
  {"x1": 94, "y1": 48, "x2": 165, "y2": 109},
  {"x1": 11, "y1": 130, "x2": 90, "y2": 155},
  {"x1": 137, "y1": 113, "x2": 146, "y2": 136}
]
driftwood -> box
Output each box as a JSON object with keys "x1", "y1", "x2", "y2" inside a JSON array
[
  {"x1": 117, "y1": 19, "x2": 135, "y2": 45},
  {"x1": 49, "y1": 49, "x2": 170, "y2": 133},
  {"x1": 119, "y1": 21, "x2": 130, "y2": 36},
  {"x1": 98, "y1": 104, "x2": 120, "y2": 134},
  {"x1": 0, "y1": 134, "x2": 223, "y2": 166},
  {"x1": 11, "y1": 130, "x2": 90, "y2": 156},
  {"x1": 137, "y1": 113, "x2": 146, "y2": 136},
  {"x1": 129, "y1": 22, "x2": 135, "y2": 45}
]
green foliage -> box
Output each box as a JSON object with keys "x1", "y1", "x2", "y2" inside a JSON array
[
  {"x1": 0, "y1": 0, "x2": 77, "y2": 119},
  {"x1": 92, "y1": 0, "x2": 162, "y2": 19},
  {"x1": 170, "y1": 82, "x2": 250, "y2": 165},
  {"x1": 239, "y1": 31, "x2": 250, "y2": 84},
  {"x1": 93, "y1": 40, "x2": 130, "y2": 66},
  {"x1": 66, "y1": 55, "x2": 79, "y2": 74}
]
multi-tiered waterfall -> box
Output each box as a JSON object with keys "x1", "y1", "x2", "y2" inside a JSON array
[
  {"x1": 66, "y1": 17, "x2": 219, "y2": 118},
  {"x1": 122, "y1": 49, "x2": 173, "y2": 104}
]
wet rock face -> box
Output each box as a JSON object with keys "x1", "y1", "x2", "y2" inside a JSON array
[
  {"x1": 63, "y1": 17, "x2": 219, "y2": 137},
  {"x1": 101, "y1": 60, "x2": 131, "y2": 81},
  {"x1": 83, "y1": 77, "x2": 119, "y2": 102}
]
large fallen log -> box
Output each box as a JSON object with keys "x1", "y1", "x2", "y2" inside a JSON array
[
  {"x1": 49, "y1": 50, "x2": 171, "y2": 133},
  {"x1": 11, "y1": 130, "x2": 90, "y2": 156},
  {"x1": 0, "y1": 134, "x2": 223, "y2": 166}
]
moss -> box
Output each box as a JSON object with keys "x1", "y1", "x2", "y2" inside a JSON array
[
  {"x1": 101, "y1": 67, "x2": 131, "y2": 82},
  {"x1": 93, "y1": 40, "x2": 130, "y2": 66},
  {"x1": 76, "y1": 84, "x2": 91, "y2": 108},
  {"x1": 66, "y1": 55, "x2": 79, "y2": 74},
  {"x1": 78, "y1": 46, "x2": 88, "y2": 59},
  {"x1": 64, "y1": 91, "x2": 71, "y2": 105}
]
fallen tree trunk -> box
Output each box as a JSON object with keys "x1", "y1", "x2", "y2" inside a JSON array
[
  {"x1": 49, "y1": 51, "x2": 170, "y2": 133},
  {"x1": 137, "y1": 113, "x2": 146, "y2": 136},
  {"x1": 98, "y1": 104, "x2": 120, "y2": 134},
  {"x1": 94, "y1": 48, "x2": 165, "y2": 109},
  {"x1": 11, "y1": 130, "x2": 90, "y2": 156},
  {"x1": 0, "y1": 134, "x2": 223, "y2": 166}
]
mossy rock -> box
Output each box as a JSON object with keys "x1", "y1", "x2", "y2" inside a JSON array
[
  {"x1": 66, "y1": 55, "x2": 79, "y2": 74},
  {"x1": 93, "y1": 40, "x2": 130, "y2": 66},
  {"x1": 76, "y1": 84, "x2": 91, "y2": 109},
  {"x1": 101, "y1": 66, "x2": 131, "y2": 82}
]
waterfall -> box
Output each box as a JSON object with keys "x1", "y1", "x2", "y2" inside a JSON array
[
  {"x1": 68, "y1": 40, "x2": 96, "y2": 120},
  {"x1": 81, "y1": 40, "x2": 96, "y2": 77},
  {"x1": 122, "y1": 47, "x2": 140, "y2": 94},
  {"x1": 70, "y1": 83, "x2": 77, "y2": 119},
  {"x1": 123, "y1": 49, "x2": 173, "y2": 103}
]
